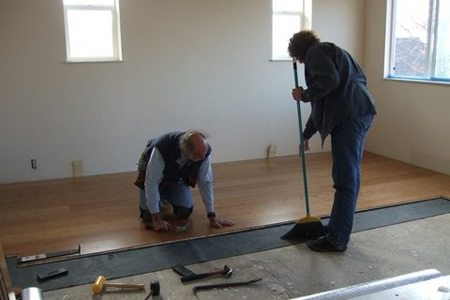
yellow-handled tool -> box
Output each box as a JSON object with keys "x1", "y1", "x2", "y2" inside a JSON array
[{"x1": 92, "y1": 275, "x2": 145, "y2": 294}]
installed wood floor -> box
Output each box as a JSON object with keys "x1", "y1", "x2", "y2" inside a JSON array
[{"x1": 0, "y1": 152, "x2": 449, "y2": 257}]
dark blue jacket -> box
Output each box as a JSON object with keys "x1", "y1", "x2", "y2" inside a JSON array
[
  {"x1": 302, "y1": 42, "x2": 377, "y2": 143},
  {"x1": 144, "y1": 131, "x2": 211, "y2": 184}
]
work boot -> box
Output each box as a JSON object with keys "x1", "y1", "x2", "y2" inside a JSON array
[{"x1": 306, "y1": 236, "x2": 347, "y2": 252}]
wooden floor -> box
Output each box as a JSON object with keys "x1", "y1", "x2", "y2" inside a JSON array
[{"x1": 0, "y1": 152, "x2": 449, "y2": 257}]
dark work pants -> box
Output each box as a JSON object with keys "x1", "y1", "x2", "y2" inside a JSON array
[{"x1": 327, "y1": 114, "x2": 374, "y2": 245}]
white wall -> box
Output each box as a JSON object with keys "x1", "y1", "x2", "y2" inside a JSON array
[
  {"x1": 312, "y1": 0, "x2": 366, "y2": 61},
  {"x1": 0, "y1": 0, "x2": 366, "y2": 183},
  {"x1": 364, "y1": 0, "x2": 450, "y2": 175}
]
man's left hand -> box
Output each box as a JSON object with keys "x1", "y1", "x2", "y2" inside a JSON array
[
  {"x1": 292, "y1": 87, "x2": 304, "y2": 101},
  {"x1": 209, "y1": 218, "x2": 234, "y2": 228}
]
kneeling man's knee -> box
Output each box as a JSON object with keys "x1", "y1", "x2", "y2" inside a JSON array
[{"x1": 173, "y1": 206, "x2": 193, "y2": 219}]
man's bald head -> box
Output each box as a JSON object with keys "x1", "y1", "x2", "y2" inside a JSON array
[{"x1": 179, "y1": 130, "x2": 209, "y2": 161}]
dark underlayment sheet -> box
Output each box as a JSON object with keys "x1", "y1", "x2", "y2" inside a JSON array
[{"x1": 6, "y1": 197, "x2": 450, "y2": 291}]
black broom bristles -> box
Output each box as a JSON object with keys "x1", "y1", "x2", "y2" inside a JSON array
[{"x1": 280, "y1": 216, "x2": 326, "y2": 241}]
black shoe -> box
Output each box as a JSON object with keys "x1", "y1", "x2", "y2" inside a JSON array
[
  {"x1": 306, "y1": 236, "x2": 347, "y2": 252},
  {"x1": 139, "y1": 208, "x2": 152, "y2": 222}
]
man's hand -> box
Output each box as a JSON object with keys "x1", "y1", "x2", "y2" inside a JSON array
[
  {"x1": 292, "y1": 87, "x2": 304, "y2": 102},
  {"x1": 304, "y1": 139, "x2": 310, "y2": 151},
  {"x1": 151, "y1": 213, "x2": 171, "y2": 232},
  {"x1": 153, "y1": 220, "x2": 171, "y2": 231},
  {"x1": 209, "y1": 218, "x2": 234, "y2": 228}
]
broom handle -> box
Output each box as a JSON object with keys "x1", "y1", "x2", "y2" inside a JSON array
[{"x1": 293, "y1": 61, "x2": 311, "y2": 217}]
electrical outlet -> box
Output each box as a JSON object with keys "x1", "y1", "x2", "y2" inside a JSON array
[{"x1": 31, "y1": 159, "x2": 37, "y2": 169}]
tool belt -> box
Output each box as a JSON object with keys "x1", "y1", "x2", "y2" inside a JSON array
[
  {"x1": 134, "y1": 153, "x2": 148, "y2": 190},
  {"x1": 134, "y1": 153, "x2": 197, "y2": 190}
]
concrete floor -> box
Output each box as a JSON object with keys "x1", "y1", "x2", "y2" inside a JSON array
[{"x1": 44, "y1": 213, "x2": 450, "y2": 300}]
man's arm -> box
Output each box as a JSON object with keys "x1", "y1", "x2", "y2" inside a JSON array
[
  {"x1": 145, "y1": 148, "x2": 171, "y2": 231},
  {"x1": 302, "y1": 47, "x2": 340, "y2": 103},
  {"x1": 303, "y1": 116, "x2": 317, "y2": 140},
  {"x1": 197, "y1": 156, "x2": 234, "y2": 228},
  {"x1": 145, "y1": 148, "x2": 164, "y2": 213},
  {"x1": 197, "y1": 156, "x2": 214, "y2": 213}
]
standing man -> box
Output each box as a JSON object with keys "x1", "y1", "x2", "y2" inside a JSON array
[
  {"x1": 135, "y1": 130, "x2": 234, "y2": 232},
  {"x1": 288, "y1": 30, "x2": 376, "y2": 252}
]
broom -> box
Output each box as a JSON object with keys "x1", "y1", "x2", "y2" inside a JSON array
[{"x1": 280, "y1": 60, "x2": 326, "y2": 240}]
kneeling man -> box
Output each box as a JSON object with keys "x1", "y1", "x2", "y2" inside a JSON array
[{"x1": 135, "y1": 130, "x2": 234, "y2": 232}]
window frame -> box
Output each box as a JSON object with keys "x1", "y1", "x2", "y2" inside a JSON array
[
  {"x1": 63, "y1": 0, "x2": 122, "y2": 63},
  {"x1": 386, "y1": 0, "x2": 450, "y2": 84},
  {"x1": 271, "y1": 0, "x2": 312, "y2": 61}
]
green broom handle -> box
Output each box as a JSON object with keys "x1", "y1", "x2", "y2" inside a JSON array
[{"x1": 292, "y1": 61, "x2": 311, "y2": 217}]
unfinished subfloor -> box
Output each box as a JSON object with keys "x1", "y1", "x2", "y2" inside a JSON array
[{"x1": 43, "y1": 213, "x2": 450, "y2": 300}]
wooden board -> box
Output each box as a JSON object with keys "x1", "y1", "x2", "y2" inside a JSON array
[{"x1": 0, "y1": 152, "x2": 449, "y2": 257}]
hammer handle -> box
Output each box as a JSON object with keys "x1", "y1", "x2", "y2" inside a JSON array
[
  {"x1": 104, "y1": 283, "x2": 145, "y2": 290},
  {"x1": 181, "y1": 273, "x2": 211, "y2": 282}
]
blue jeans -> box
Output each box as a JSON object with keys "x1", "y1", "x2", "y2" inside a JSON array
[
  {"x1": 327, "y1": 114, "x2": 374, "y2": 246},
  {"x1": 139, "y1": 180, "x2": 194, "y2": 218}
]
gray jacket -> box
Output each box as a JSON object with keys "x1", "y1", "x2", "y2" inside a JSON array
[{"x1": 301, "y1": 42, "x2": 377, "y2": 144}]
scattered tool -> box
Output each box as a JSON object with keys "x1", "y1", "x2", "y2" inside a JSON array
[
  {"x1": 143, "y1": 281, "x2": 160, "y2": 299},
  {"x1": 19, "y1": 244, "x2": 81, "y2": 264},
  {"x1": 181, "y1": 265, "x2": 232, "y2": 283},
  {"x1": 37, "y1": 267, "x2": 68, "y2": 281},
  {"x1": 21, "y1": 287, "x2": 44, "y2": 300},
  {"x1": 172, "y1": 264, "x2": 196, "y2": 277},
  {"x1": 193, "y1": 278, "x2": 262, "y2": 295},
  {"x1": 280, "y1": 60, "x2": 326, "y2": 241},
  {"x1": 92, "y1": 275, "x2": 145, "y2": 294}
]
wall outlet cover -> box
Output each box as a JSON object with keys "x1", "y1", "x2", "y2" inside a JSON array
[{"x1": 72, "y1": 160, "x2": 84, "y2": 177}]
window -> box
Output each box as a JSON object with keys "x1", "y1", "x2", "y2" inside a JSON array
[
  {"x1": 63, "y1": 0, "x2": 122, "y2": 62},
  {"x1": 272, "y1": 0, "x2": 312, "y2": 60},
  {"x1": 387, "y1": 0, "x2": 450, "y2": 82}
]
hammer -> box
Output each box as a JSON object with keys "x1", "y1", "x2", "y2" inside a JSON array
[
  {"x1": 193, "y1": 278, "x2": 262, "y2": 295},
  {"x1": 181, "y1": 265, "x2": 232, "y2": 283},
  {"x1": 143, "y1": 281, "x2": 160, "y2": 300},
  {"x1": 92, "y1": 276, "x2": 145, "y2": 294}
]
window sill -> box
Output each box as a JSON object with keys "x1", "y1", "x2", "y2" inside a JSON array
[
  {"x1": 270, "y1": 58, "x2": 293, "y2": 62},
  {"x1": 385, "y1": 77, "x2": 450, "y2": 86},
  {"x1": 65, "y1": 58, "x2": 123, "y2": 64},
  {"x1": 64, "y1": 61, "x2": 123, "y2": 64}
]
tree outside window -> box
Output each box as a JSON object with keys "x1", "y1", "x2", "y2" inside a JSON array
[{"x1": 388, "y1": 0, "x2": 450, "y2": 82}]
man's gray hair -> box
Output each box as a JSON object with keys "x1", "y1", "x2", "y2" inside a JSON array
[{"x1": 179, "y1": 130, "x2": 208, "y2": 156}]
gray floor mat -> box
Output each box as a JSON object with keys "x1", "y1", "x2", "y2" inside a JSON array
[{"x1": 6, "y1": 197, "x2": 450, "y2": 291}]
